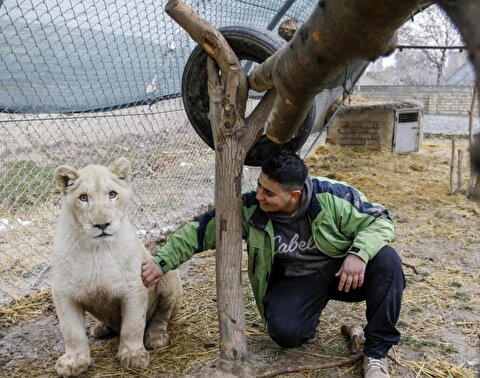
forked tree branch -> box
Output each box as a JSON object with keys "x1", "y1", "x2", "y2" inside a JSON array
[
  {"x1": 166, "y1": 0, "x2": 252, "y2": 361},
  {"x1": 165, "y1": 0, "x2": 249, "y2": 141}
]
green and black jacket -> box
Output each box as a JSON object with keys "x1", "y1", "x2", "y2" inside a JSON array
[{"x1": 153, "y1": 176, "x2": 394, "y2": 318}]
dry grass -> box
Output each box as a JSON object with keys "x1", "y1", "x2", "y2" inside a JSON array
[
  {"x1": 0, "y1": 290, "x2": 52, "y2": 329},
  {"x1": 1, "y1": 137, "x2": 479, "y2": 377}
]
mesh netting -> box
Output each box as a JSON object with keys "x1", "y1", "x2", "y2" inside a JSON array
[{"x1": 0, "y1": 0, "x2": 365, "y2": 303}]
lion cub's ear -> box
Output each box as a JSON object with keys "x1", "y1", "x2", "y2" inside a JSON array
[
  {"x1": 54, "y1": 166, "x2": 79, "y2": 195},
  {"x1": 110, "y1": 158, "x2": 132, "y2": 184}
]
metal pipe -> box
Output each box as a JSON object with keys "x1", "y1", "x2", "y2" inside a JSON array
[
  {"x1": 266, "y1": 0, "x2": 297, "y2": 31},
  {"x1": 244, "y1": 0, "x2": 297, "y2": 75},
  {"x1": 397, "y1": 45, "x2": 467, "y2": 50}
]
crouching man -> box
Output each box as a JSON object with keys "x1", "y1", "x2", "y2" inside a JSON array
[{"x1": 142, "y1": 150, "x2": 404, "y2": 378}]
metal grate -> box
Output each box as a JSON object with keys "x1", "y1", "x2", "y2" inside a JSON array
[{"x1": 398, "y1": 112, "x2": 419, "y2": 123}]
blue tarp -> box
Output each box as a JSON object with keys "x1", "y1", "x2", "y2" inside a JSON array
[{"x1": 0, "y1": 0, "x2": 316, "y2": 113}]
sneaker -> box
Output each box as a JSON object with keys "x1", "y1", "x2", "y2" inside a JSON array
[{"x1": 363, "y1": 356, "x2": 390, "y2": 378}]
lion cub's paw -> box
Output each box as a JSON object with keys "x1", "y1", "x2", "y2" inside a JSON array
[
  {"x1": 117, "y1": 348, "x2": 150, "y2": 369},
  {"x1": 89, "y1": 320, "x2": 113, "y2": 338},
  {"x1": 144, "y1": 330, "x2": 170, "y2": 350},
  {"x1": 55, "y1": 354, "x2": 90, "y2": 377}
]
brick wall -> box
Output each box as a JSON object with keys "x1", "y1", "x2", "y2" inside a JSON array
[
  {"x1": 332, "y1": 121, "x2": 382, "y2": 146},
  {"x1": 355, "y1": 86, "x2": 478, "y2": 115},
  {"x1": 327, "y1": 108, "x2": 398, "y2": 148}
]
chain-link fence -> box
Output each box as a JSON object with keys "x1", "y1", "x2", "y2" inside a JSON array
[{"x1": 0, "y1": 0, "x2": 366, "y2": 304}]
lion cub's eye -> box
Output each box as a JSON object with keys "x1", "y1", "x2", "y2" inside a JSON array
[
  {"x1": 79, "y1": 194, "x2": 88, "y2": 202},
  {"x1": 109, "y1": 191, "x2": 118, "y2": 199}
]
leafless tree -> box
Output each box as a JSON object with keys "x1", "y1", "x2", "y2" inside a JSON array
[{"x1": 398, "y1": 4, "x2": 463, "y2": 85}]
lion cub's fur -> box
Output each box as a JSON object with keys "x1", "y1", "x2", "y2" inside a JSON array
[{"x1": 52, "y1": 158, "x2": 182, "y2": 377}]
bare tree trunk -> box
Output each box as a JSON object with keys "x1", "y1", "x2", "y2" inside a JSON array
[
  {"x1": 436, "y1": 51, "x2": 447, "y2": 85},
  {"x1": 165, "y1": 0, "x2": 255, "y2": 360},
  {"x1": 207, "y1": 59, "x2": 248, "y2": 361},
  {"x1": 165, "y1": 1, "x2": 285, "y2": 363}
]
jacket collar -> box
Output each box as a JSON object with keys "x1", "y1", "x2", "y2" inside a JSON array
[
  {"x1": 307, "y1": 187, "x2": 322, "y2": 220},
  {"x1": 249, "y1": 204, "x2": 270, "y2": 230}
]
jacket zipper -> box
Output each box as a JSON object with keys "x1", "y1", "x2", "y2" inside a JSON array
[{"x1": 252, "y1": 247, "x2": 259, "y2": 274}]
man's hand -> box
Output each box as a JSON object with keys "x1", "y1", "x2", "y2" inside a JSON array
[
  {"x1": 141, "y1": 260, "x2": 164, "y2": 288},
  {"x1": 335, "y1": 254, "x2": 366, "y2": 293}
]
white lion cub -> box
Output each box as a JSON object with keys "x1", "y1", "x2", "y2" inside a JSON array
[{"x1": 52, "y1": 158, "x2": 182, "y2": 377}]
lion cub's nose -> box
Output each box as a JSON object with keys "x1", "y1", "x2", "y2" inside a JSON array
[{"x1": 94, "y1": 223, "x2": 110, "y2": 231}]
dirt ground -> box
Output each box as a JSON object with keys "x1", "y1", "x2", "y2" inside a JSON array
[{"x1": 0, "y1": 136, "x2": 479, "y2": 377}]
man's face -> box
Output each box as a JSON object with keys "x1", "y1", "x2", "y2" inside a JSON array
[{"x1": 255, "y1": 172, "x2": 300, "y2": 214}]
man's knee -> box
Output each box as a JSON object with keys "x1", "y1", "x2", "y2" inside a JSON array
[
  {"x1": 267, "y1": 322, "x2": 305, "y2": 348},
  {"x1": 266, "y1": 316, "x2": 314, "y2": 348},
  {"x1": 373, "y1": 245, "x2": 403, "y2": 274},
  {"x1": 367, "y1": 245, "x2": 405, "y2": 290}
]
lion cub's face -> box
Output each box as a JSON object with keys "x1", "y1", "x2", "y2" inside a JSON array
[{"x1": 54, "y1": 158, "x2": 132, "y2": 240}]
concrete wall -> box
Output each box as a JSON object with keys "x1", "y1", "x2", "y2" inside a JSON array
[
  {"x1": 355, "y1": 86, "x2": 478, "y2": 116},
  {"x1": 327, "y1": 110, "x2": 395, "y2": 147}
]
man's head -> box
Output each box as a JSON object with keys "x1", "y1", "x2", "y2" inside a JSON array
[{"x1": 256, "y1": 150, "x2": 308, "y2": 214}]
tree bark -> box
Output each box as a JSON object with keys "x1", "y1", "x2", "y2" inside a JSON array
[
  {"x1": 165, "y1": 0, "x2": 255, "y2": 360},
  {"x1": 206, "y1": 57, "x2": 248, "y2": 360},
  {"x1": 247, "y1": 0, "x2": 423, "y2": 144}
]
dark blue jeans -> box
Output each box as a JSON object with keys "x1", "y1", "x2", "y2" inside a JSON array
[{"x1": 263, "y1": 245, "x2": 405, "y2": 359}]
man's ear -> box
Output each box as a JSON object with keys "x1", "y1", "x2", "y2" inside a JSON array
[
  {"x1": 54, "y1": 166, "x2": 79, "y2": 195},
  {"x1": 291, "y1": 190, "x2": 302, "y2": 200}
]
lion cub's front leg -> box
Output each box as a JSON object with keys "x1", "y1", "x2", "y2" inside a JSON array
[
  {"x1": 144, "y1": 270, "x2": 183, "y2": 350},
  {"x1": 116, "y1": 294, "x2": 150, "y2": 369},
  {"x1": 53, "y1": 294, "x2": 91, "y2": 377}
]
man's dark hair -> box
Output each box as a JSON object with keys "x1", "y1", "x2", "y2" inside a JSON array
[{"x1": 261, "y1": 150, "x2": 308, "y2": 191}]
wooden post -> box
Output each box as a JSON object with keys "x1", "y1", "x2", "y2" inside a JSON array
[
  {"x1": 340, "y1": 324, "x2": 365, "y2": 354},
  {"x1": 450, "y1": 138, "x2": 456, "y2": 194},
  {"x1": 457, "y1": 149, "x2": 463, "y2": 193},
  {"x1": 208, "y1": 59, "x2": 248, "y2": 361},
  {"x1": 165, "y1": 0, "x2": 252, "y2": 361}
]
